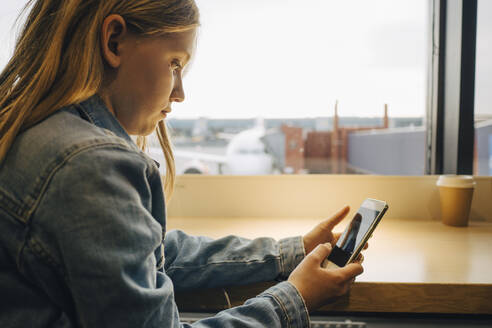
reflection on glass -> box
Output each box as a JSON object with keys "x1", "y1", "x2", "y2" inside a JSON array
[
  {"x1": 336, "y1": 208, "x2": 380, "y2": 255},
  {"x1": 338, "y1": 214, "x2": 362, "y2": 254}
]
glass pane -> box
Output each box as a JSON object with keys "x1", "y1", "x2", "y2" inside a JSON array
[
  {"x1": 474, "y1": 0, "x2": 492, "y2": 176},
  {"x1": 149, "y1": 0, "x2": 429, "y2": 175},
  {"x1": 0, "y1": 1, "x2": 428, "y2": 176}
]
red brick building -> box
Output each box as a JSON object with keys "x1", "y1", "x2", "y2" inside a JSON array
[
  {"x1": 286, "y1": 102, "x2": 390, "y2": 174},
  {"x1": 281, "y1": 125, "x2": 304, "y2": 174}
]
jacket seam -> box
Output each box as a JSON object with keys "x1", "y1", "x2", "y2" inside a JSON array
[
  {"x1": 74, "y1": 103, "x2": 96, "y2": 125},
  {"x1": 262, "y1": 292, "x2": 291, "y2": 328},
  {"x1": 0, "y1": 188, "x2": 27, "y2": 224},
  {"x1": 289, "y1": 281, "x2": 310, "y2": 327},
  {"x1": 19, "y1": 142, "x2": 150, "y2": 279},
  {"x1": 278, "y1": 243, "x2": 286, "y2": 277},
  {"x1": 166, "y1": 256, "x2": 280, "y2": 272},
  {"x1": 19, "y1": 237, "x2": 68, "y2": 281},
  {"x1": 25, "y1": 141, "x2": 135, "y2": 222}
]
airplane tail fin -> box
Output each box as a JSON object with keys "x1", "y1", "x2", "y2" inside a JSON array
[{"x1": 254, "y1": 117, "x2": 265, "y2": 129}]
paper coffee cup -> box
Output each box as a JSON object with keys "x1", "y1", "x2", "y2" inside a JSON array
[{"x1": 436, "y1": 175, "x2": 475, "y2": 227}]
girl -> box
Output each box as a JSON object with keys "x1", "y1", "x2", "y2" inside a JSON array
[{"x1": 0, "y1": 1, "x2": 363, "y2": 327}]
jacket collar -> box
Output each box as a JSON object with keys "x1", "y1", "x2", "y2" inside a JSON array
[
  {"x1": 74, "y1": 94, "x2": 161, "y2": 168},
  {"x1": 76, "y1": 94, "x2": 135, "y2": 146}
]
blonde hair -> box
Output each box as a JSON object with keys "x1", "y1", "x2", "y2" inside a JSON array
[{"x1": 0, "y1": 0, "x2": 199, "y2": 199}]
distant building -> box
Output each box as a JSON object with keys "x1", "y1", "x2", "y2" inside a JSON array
[
  {"x1": 281, "y1": 125, "x2": 304, "y2": 174},
  {"x1": 303, "y1": 102, "x2": 390, "y2": 174}
]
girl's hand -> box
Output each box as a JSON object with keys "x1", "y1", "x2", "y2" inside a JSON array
[
  {"x1": 303, "y1": 206, "x2": 349, "y2": 255},
  {"x1": 288, "y1": 243, "x2": 364, "y2": 311},
  {"x1": 303, "y1": 205, "x2": 369, "y2": 255}
]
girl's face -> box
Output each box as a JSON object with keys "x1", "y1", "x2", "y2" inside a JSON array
[{"x1": 101, "y1": 24, "x2": 196, "y2": 136}]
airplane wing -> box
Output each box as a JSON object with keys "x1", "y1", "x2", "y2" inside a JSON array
[
  {"x1": 148, "y1": 146, "x2": 227, "y2": 164},
  {"x1": 215, "y1": 132, "x2": 236, "y2": 140},
  {"x1": 173, "y1": 149, "x2": 227, "y2": 164}
]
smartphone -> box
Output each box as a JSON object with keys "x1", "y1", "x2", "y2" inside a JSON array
[{"x1": 322, "y1": 198, "x2": 388, "y2": 268}]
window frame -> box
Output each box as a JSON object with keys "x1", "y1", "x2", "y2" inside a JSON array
[{"x1": 427, "y1": 0, "x2": 478, "y2": 175}]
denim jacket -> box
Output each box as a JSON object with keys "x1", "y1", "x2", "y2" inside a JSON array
[{"x1": 0, "y1": 95, "x2": 310, "y2": 327}]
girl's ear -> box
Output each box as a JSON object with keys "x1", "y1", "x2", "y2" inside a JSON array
[{"x1": 100, "y1": 14, "x2": 128, "y2": 68}]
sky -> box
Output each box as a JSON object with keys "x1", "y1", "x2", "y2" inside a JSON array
[{"x1": 0, "y1": 0, "x2": 490, "y2": 119}]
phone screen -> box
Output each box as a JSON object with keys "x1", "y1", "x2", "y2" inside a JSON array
[{"x1": 327, "y1": 206, "x2": 382, "y2": 267}]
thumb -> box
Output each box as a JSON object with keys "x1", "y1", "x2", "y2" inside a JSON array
[
  {"x1": 307, "y1": 243, "x2": 332, "y2": 265},
  {"x1": 338, "y1": 262, "x2": 364, "y2": 279}
]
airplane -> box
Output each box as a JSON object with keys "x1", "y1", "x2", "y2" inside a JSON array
[{"x1": 147, "y1": 118, "x2": 277, "y2": 175}]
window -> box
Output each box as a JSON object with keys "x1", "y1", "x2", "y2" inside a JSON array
[
  {"x1": 149, "y1": 0, "x2": 429, "y2": 175},
  {"x1": 0, "y1": 1, "x2": 436, "y2": 176}
]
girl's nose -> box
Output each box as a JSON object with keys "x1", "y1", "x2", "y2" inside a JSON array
[{"x1": 170, "y1": 75, "x2": 185, "y2": 103}]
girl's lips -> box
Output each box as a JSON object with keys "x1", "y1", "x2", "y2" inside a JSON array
[{"x1": 161, "y1": 107, "x2": 171, "y2": 118}]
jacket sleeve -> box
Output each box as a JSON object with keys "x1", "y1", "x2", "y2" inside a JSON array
[
  {"x1": 164, "y1": 230, "x2": 305, "y2": 291},
  {"x1": 31, "y1": 144, "x2": 310, "y2": 328}
]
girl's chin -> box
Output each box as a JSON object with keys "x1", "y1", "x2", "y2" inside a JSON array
[
  {"x1": 135, "y1": 124, "x2": 159, "y2": 137},
  {"x1": 130, "y1": 117, "x2": 164, "y2": 137}
]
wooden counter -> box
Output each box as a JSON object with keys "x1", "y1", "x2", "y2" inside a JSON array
[{"x1": 168, "y1": 217, "x2": 492, "y2": 314}]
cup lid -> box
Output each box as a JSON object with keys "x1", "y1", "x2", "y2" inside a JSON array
[{"x1": 436, "y1": 175, "x2": 476, "y2": 188}]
